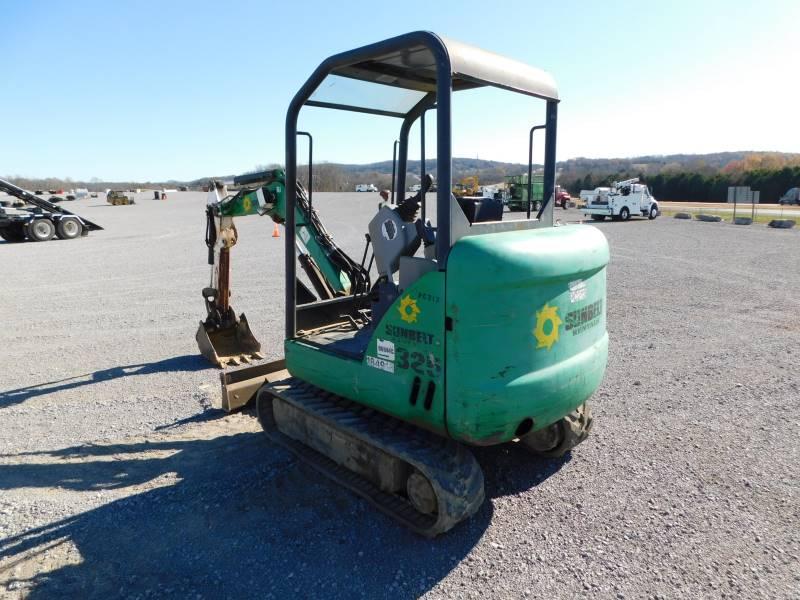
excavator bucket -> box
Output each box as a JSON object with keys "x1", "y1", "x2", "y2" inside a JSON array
[{"x1": 196, "y1": 313, "x2": 264, "y2": 368}]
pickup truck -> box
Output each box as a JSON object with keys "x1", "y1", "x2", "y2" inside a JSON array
[{"x1": 779, "y1": 187, "x2": 799, "y2": 205}]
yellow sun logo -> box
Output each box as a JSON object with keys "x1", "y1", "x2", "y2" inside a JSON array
[
  {"x1": 533, "y1": 303, "x2": 562, "y2": 350},
  {"x1": 398, "y1": 295, "x2": 421, "y2": 324},
  {"x1": 242, "y1": 196, "x2": 253, "y2": 212}
]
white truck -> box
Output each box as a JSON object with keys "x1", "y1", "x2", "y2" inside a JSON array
[
  {"x1": 355, "y1": 184, "x2": 378, "y2": 192},
  {"x1": 582, "y1": 178, "x2": 659, "y2": 221},
  {"x1": 779, "y1": 187, "x2": 799, "y2": 205}
]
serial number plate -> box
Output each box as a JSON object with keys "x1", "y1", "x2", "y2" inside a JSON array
[{"x1": 366, "y1": 356, "x2": 394, "y2": 373}]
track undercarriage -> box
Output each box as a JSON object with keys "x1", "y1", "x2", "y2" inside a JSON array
[{"x1": 256, "y1": 378, "x2": 485, "y2": 537}]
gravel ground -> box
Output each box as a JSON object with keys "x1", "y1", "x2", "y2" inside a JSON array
[
  {"x1": 658, "y1": 201, "x2": 800, "y2": 217},
  {"x1": 1, "y1": 192, "x2": 798, "y2": 599}
]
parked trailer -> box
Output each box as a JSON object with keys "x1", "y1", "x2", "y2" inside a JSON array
[{"x1": 0, "y1": 178, "x2": 103, "y2": 242}]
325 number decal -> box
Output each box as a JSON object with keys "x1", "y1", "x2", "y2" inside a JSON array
[{"x1": 396, "y1": 348, "x2": 441, "y2": 378}]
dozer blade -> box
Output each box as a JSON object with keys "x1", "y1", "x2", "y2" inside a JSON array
[
  {"x1": 219, "y1": 358, "x2": 288, "y2": 412},
  {"x1": 196, "y1": 313, "x2": 264, "y2": 368}
]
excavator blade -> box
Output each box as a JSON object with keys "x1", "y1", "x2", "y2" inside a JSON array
[
  {"x1": 219, "y1": 358, "x2": 288, "y2": 412},
  {"x1": 196, "y1": 312, "x2": 264, "y2": 368}
]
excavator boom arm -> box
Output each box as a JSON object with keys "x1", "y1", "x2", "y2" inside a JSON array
[
  {"x1": 215, "y1": 169, "x2": 367, "y2": 296},
  {"x1": 197, "y1": 169, "x2": 370, "y2": 367}
]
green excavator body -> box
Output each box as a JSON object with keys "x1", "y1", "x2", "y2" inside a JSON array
[{"x1": 285, "y1": 223, "x2": 608, "y2": 445}]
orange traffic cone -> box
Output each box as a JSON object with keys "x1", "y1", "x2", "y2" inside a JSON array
[{"x1": 272, "y1": 222, "x2": 280, "y2": 238}]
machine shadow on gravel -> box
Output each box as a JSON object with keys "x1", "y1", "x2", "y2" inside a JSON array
[
  {"x1": 0, "y1": 354, "x2": 210, "y2": 408},
  {"x1": 473, "y1": 443, "x2": 570, "y2": 498},
  {"x1": 0, "y1": 417, "x2": 567, "y2": 598}
]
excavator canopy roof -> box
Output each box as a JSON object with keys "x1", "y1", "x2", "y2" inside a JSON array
[{"x1": 306, "y1": 31, "x2": 558, "y2": 117}]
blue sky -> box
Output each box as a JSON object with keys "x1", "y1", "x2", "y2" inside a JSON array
[{"x1": 1, "y1": 0, "x2": 798, "y2": 181}]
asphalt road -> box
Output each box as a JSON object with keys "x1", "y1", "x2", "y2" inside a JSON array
[{"x1": 1, "y1": 192, "x2": 798, "y2": 599}]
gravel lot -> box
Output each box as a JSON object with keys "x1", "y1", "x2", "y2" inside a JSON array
[
  {"x1": 658, "y1": 201, "x2": 800, "y2": 217},
  {"x1": 1, "y1": 191, "x2": 798, "y2": 599}
]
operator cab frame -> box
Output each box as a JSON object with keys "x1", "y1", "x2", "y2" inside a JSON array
[{"x1": 284, "y1": 30, "x2": 560, "y2": 349}]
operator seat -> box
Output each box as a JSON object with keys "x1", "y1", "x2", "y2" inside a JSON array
[{"x1": 457, "y1": 195, "x2": 504, "y2": 224}]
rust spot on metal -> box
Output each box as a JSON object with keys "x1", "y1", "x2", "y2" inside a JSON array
[{"x1": 491, "y1": 365, "x2": 515, "y2": 379}]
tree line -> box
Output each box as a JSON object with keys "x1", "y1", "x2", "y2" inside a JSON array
[
  {"x1": 560, "y1": 152, "x2": 800, "y2": 202},
  {"x1": 561, "y1": 166, "x2": 800, "y2": 202},
  {"x1": 1, "y1": 175, "x2": 166, "y2": 192},
  {"x1": 8, "y1": 152, "x2": 799, "y2": 201}
]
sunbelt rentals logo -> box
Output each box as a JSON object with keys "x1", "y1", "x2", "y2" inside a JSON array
[
  {"x1": 533, "y1": 303, "x2": 561, "y2": 350},
  {"x1": 398, "y1": 295, "x2": 421, "y2": 324}
]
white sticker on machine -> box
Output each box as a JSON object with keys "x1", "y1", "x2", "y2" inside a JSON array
[
  {"x1": 569, "y1": 279, "x2": 587, "y2": 303},
  {"x1": 366, "y1": 356, "x2": 394, "y2": 373},
  {"x1": 376, "y1": 339, "x2": 395, "y2": 361},
  {"x1": 299, "y1": 226, "x2": 311, "y2": 244}
]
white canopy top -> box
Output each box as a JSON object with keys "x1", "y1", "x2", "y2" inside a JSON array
[{"x1": 307, "y1": 32, "x2": 558, "y2": 117}]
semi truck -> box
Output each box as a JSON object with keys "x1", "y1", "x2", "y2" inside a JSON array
[
  {"x1": 504, "y1": 173, "x2": 543, "y2": 212},
  {"x1": 504, "y1": 175, "x2": 570, "y2": 212}
]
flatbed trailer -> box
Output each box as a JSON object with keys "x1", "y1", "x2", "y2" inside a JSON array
[{"x1": 0, "y1": 178, "x2": 103, "y2": 242}]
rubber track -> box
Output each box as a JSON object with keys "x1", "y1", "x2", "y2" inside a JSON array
[{"x1": 256, "y1": 378, "x2": 484, "y2": 537}]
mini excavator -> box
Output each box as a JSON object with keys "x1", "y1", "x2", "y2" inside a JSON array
[{"x1": 197, "y1": 32, "x2": 610, "y2": 537}]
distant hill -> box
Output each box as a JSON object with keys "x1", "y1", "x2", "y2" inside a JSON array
[
  {"x1": 183, "y1": 157, "x2": 534, "y2": 189},
  {"x1": 558, "y1": 151, "x2": 800, "y2": 202},
  {"x1": 321, "y1": 152, "x2": 800, "y2": 181},
  {"x1": 6, "y1": 151, "x2": 799, "y2": 194},
  {"x1": 339, "y1": 157, "x2": 532, "y2": 176},
  {"x1": 558, "y1": 151, "x2": 800, "y2": 176},
  {"x1": 336, "y1": 157, "x2": 534, "y2": 189}
]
